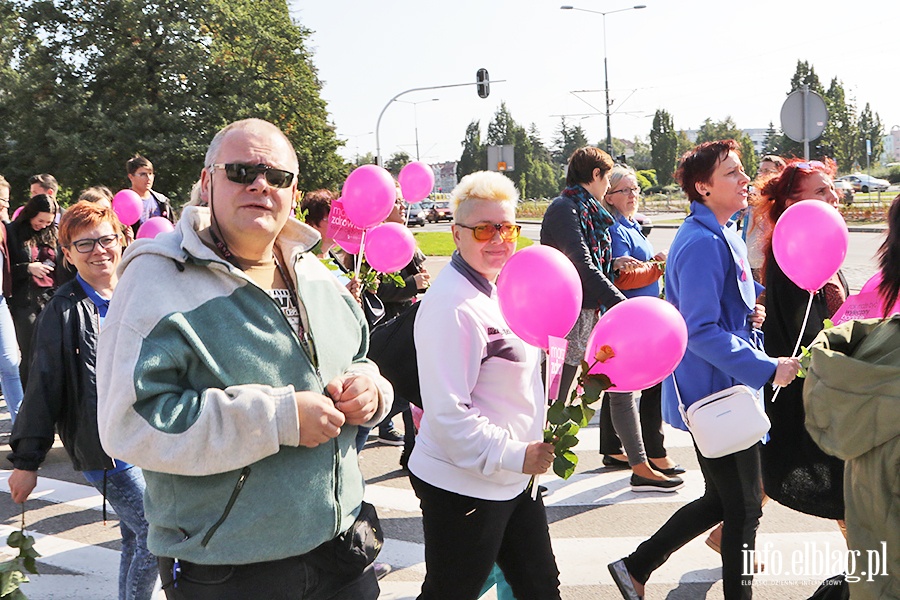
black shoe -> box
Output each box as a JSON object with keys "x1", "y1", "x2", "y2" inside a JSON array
[
  {"x1": 377, "y1": 427, "x2": 404, "y2": 446},
  {"x1": 399, "y1": 449, "x2": 410, "y2": 470},
  {"x1": 649, "y1": 460, "x2": 686, "y2": 476},
  {"x1": 602, "y1": 455, "x2": 630, "y2": 469},
  {"x1": 630, "y1": 473, "x2": 684, "y2": 493},
  {"x1": 608, "y1": 559, "x2": 642, "y2": 600}
]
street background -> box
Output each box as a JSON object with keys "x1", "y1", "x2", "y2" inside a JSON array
[{"x1": 0, "y1": 217, "x2": 883, "y2": 599}]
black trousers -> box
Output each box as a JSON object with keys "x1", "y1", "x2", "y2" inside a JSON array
[
  {"x1": 624, "y1": 443, "x2": 763, "y2": 599},
  {"x1": 409, "y1": 474, "x2": 561, "y2": 600},
  {"x1": 159, "y1": 554, "x2": 379, "y2": 600}
]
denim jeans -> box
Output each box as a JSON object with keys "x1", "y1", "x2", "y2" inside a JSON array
[
  {"x1": 86, "y1": 466, "x2": 158, "y2": 600},
  {"x1": 0, "y1": 296, "x2": 23, "y2": 423}
]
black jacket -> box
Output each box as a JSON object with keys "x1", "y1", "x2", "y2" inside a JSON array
[
  {"x1": 540, "y1": 194, "x2": 625, "y2": 311},
  {"x1": 8, "y1": 279, "x2": 114, "y2": 472}
]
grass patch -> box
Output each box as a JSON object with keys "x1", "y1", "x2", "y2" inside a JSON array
[{"x1": 413, "y1": 231, "x2": 533, "y2": 256}]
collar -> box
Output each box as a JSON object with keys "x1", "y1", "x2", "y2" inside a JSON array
[
  {"x1": 75, "y1": 273, "x2": 111, "y2": 317},
  {"x1": 450, "y1": 250, "x2": 493, "y2": 297},
  {"x1": 615, "y1": 213, "x2": 640, "y2": 230}
]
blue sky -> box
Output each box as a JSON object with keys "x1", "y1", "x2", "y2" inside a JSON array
[{"x1": 291, "y1": 0, "x2": 898, "y2": 165}]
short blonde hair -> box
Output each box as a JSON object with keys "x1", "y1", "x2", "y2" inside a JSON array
[{"x1": 451, "y1": 171, "x2": 518, "y2": 224}]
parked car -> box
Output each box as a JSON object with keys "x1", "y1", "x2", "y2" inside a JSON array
[
  {"x1": 634, "y1": 212, "x2": 652, "y2": 237},
  {"x1": 427, "y1": 201, "x2": 453, "y2": 223},
  {"x1": 833, "y1": 180, "x2": 855, "y2": 205},
  {"x1": 837, "y1": 174, "x2": 890, "y2": 193},
  {"x1": 404, "y1": 203, "x2": 427, "y2": 227}
]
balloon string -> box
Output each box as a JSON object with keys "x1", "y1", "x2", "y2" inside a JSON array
[
  {"x1": 771, "y1": 291, "x2": 814, "y2": 403},
  {"x1": 355, "y1": 230, "x2": 367, "y2": 274}
]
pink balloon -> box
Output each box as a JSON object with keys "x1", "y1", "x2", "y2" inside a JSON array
[
  {"x1": 341, "y1": 165, "x2": 396, "y2": 229},
  {"x1": 773, "y1": 201, "x2": 848, "y2": 292},
  {"x1": 497, "y1": 245, "x2": 583, "y2": 349},
  {"x1": 112, "y1": 189, "x2": 143, "y2": 226},
  {"x1": 861, "y1": 271, "x2": 882, "y2": 293},
  {"x1": 585, "y1": 297, "x2": 688, "y2": 392},
  {"x1": 398, "y1": 162, "x2": 435, "y2": 203},
  {"x1": 858, "y1": 271, "x2": 900, "y2": 315},
  {"x1": 136, "y1": 216, "x2": 174, "y2": 240},
  {"x1": 364, "y1": 222, "x2": 416, "y2": 273},
  {"x1": 12, "y1": 206, "x2": 22, "y2": 220}
]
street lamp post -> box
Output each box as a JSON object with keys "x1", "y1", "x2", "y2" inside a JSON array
[
  {"x1": 397, "y1": 99, "x2": 439, "y2": 161},
  {"x1": 560, "y1": 4, "x2": 647, "y2": 155},
  {"x1": 347, "y1": 131, "x2": 373, "y2": 165}
]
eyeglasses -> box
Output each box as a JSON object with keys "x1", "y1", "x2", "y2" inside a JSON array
[
  {"x1": 606, "y1": 187, "x2": 641, "y2": 197},
  {"x1": 69, "y1": 234, "x2": 121, "y2": 254},
  {"x1": 456, "y1": 223, "x2": 521, "y2": 242},
  {"x1": 212, "y1": 163, "x2": 295, "y2": 188},
  {"x1": 785, "y1": 160, "x2": 825, "y2": 196}
]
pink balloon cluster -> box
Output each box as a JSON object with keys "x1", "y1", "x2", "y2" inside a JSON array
[
  {"x1": 398, "y1": 162, "x2": 435, "y2": 203},
  {"x1": 773, "y1": 201, "x2": 848, "y2": 292},
  {"x1": 365, "y1": 223, "x2": 416, "y2": 273},
  {"x1": 497, "y1": 246, "x2": 583, "y2": 349},
  {"x1": 341, "y1": 165, "x2": 396, "y2": 229},
  {"x1": 585, "y1": 297, "x2": 688, "y2": 392},
  {"x1": 113, "y1": 189, "x2": 142, "y2": 226}
]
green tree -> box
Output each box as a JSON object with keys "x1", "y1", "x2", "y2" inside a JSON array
[
  {"x1": 552, "y1": 117, "x2": 588, "y2": 166},
  {"x1": 762, "y1": 122, "x2": 780, "y2": 156},
  {"x1": 525, "y1": 123, "x2": 559, "y2": 199},
  {"x1": 487, "y1": 102, "x2": 532, "y2": 192},
  {"x1": 822, "y1": 78, "x2": 857, "y2": 171},
  {"x1": 0, "y1": 0, "x2": 346, "y2": 206},
  {"x1": 384, "y1": 151, "x2": 411, "y2": 176},
  {"x1": 857, "y1": 103, "x2": 883, "y2": 169},
  {"x1": 649, "y1": 110, "x2": 678, "y2": 185},
  {"x1": 675, "y1": 130, "x2": 694, "y2": 164},
  {"x1": 630, "y1": 137, "x2": 653, "y2": 171},
  {"x1": 695, "y1": 117, "x2": 758, "y2": 176},
  {"x1": 457, "y1": 120, "x2": 485, "y2": 179}
]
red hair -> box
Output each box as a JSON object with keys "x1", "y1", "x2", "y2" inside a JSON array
[{"x1": 753, "y1": 158, "x2": 838, "y2": 281}]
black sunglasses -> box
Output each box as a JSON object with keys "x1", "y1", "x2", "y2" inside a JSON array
[{"x1": 213, "y1": 163, "x2": 295, "y2": 188}]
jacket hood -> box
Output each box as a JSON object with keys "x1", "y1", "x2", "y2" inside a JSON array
[
  {"x1": 804, "y1": 317, "x2": 900, "y2": 460},
  {"x1": 118, "y1": 205, "x2": 322, "y2": 274}
]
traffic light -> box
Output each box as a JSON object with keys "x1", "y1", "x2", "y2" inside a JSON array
[{"x1": 476, "y1": 68, "x2": 490, "y2": 99}]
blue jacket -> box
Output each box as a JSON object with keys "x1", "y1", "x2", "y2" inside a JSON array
[
  {"x1": 610, "y1": 214, "x2": 659, "y2": 299},
  {"x1": 661, "y1": 202, "x2": 777, "y2": 431}
]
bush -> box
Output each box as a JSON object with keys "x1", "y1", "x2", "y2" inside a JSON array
[
  {"x1": 635, "y1": 172, "x2": 652, "y2": 191},
  {"x1": 637, "y1": 169, "x2": 658, "y2": 187}
]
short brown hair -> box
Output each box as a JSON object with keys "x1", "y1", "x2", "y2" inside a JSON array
[
  {"x1": 566, "y1": 146, "x2": 614, "y2": 187},
  {"x1": 59, "y1": 201, "x2": 123, "y2": 247},
  {"x1": 300, "y1": 189, "x2": 336, "y2": 227},
  {"x1": 28, "y1": 173, "x2": 58, "y2": 194},
  {"x1": 126, "y1": 155, "x2": 153, "y2": 176},
  {"x1": 675, "y1": 139, "x2": 741, "y2": 203}
]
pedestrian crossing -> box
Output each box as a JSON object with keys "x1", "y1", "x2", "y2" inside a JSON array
[{"x1": 0, "y1": 408, "x2": 848, "y2": 599}]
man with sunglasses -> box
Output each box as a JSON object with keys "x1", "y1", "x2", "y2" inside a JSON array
[
  {"x1": 409, "y1": 171, "x2": 561, "y2": 599},
  {"x1": 97, "y1": 118, "x2": 393, "y2": 599}
]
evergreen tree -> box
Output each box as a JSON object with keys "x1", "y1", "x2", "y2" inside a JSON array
[
  {"x1": 649, "y1": 110, "x2": 678, "y2": 185},
  {"x1": 762, "y1": 122, "x2": 780, "y2": 156},
  {"x1": 457, "y1": 120, "x2": 485, "y2": 179},
  {"x1": 823, "y1": 78, "x2": 857, "y2": 171},
  {"x1": 695, "y1": 117, "x2": 758, "y2": 176},
  {"x1": 552, "y1": 117, "x2": 588, "y2": 166},
  {"x1": 857, "y1": 103, "x2": 883, "y2": 169}
]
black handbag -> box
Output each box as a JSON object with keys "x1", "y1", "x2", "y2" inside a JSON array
[
  {"x1": 806, "y1": 573, "x2": 849, "y2": 600},
  {"x1": 306, "y1": 501, "x2": 383, "y2": 577}
]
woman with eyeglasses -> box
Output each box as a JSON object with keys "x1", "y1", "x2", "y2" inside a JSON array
[
  {"x1": 410, "y1": 171, "x2": 561, "y2": 600},
  {"x1": 598, "y1": 165, "x2": 684, "y2": 492},
  {"x1": 8, "y1": 201, "x2": 158, "y2": 600},
  {"x1": 6, "y1": 193, "x2": 64, "y2": 390},
  {"x1": 608, "y1": 140, "x2": 800, "y2": 600},
  {"x1": 753, "y1": 158, "x2": 847, "y2": 529},
  {"x1": 540, "y1": 147, "x2": 638, "y2": 408}
]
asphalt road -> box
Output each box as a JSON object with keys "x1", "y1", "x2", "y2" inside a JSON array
[{"x1": 0, "y1": 217, "x2": 883, "y2": 599}]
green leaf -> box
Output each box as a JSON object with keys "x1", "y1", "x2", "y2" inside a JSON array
[
  {"x1": 581, "y1": 405, "x2": 596, "y2": 425},
  {"x1": 555, "y1": 434, "x2": 579, "y2": 452},
  {"x1": 823, "y1": 318, "x2": 834, "y2": 329},
  {"x1": 543, "y1": 427, "x2": 555, "y2": 443},
  {"x1": 556, "y1": 422, "x2": 579, "y2": 438},
  {"x1": 563, "y1": 405, "x2": 584, "y2": 426},
  {"x1": 546, "y1": 400, "x2": 568, "y2": 425},
  {"x1": 23, "y1": 555, "x2": 38, "y2": 575},
  {"x1": 581, "y1": 374, "x2": 612, "y2": 404},
  {"x1": 5, "y1": 533, "x2": 23, "y2": 549},
  {"x1": 552, "y1": 453, "x2": 577, "y2": 480},
  {"x1": 0, "y1": 568, "x2": 26, "y2": 597}
]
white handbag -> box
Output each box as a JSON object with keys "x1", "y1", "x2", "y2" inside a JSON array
[{"x1": 673, "y1": 376, "x2": 770, "y2": 459}]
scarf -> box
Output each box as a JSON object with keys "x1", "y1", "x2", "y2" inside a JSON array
[{"x1": 561, "y1": 184, "x2": 615, "y2": 275}]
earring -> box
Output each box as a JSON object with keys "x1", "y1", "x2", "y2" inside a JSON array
[{"x1": 705, "y1": 191, "x2": 711, "y2": 197}]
